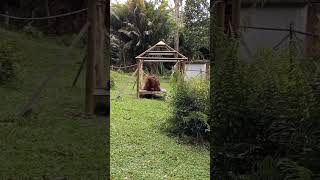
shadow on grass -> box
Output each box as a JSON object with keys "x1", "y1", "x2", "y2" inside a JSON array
[{"x1": 140, "y1": 94, "x2": 166, "y2": 101}]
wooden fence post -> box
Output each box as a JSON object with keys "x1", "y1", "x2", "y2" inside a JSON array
[
  {"x1": 95, "y1": 0, "x2": 106, "y2": 89},
  {"x1": 216, "y1": 0, "x2": 225, "y2": 32},
  {"x1": 5, "y1": 11, "x2": 9, "y2": 29},
  {"x1": 137, "y1": 60, "x2": 141, "y2": 98},
  {"x1": 289, "y1": 22, "x2": 294, "y2": 63},
  {"x1": 85, "y1": 0, "x2": 98, "y2": 115},
  {"x1": 232, "y1": 0, "x2": 241, "y2": 38}
]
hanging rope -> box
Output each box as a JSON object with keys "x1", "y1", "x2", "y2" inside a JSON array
[{"x1": 0, "y1": 8, "x2": 87, "y2": 20}]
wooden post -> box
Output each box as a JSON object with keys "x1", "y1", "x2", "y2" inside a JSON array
[
  {"x1": 137, "y1": 60, "x2": 141, "y2": 98},
  {"x1": 289, "y1": 22, "x2": 294, "y2": 63},
  {"x1": 232, "y1": 0, "x2": 241, "y2": 38},
  {"x1": 5, "y1": 11, "x2": 9, "y2": 29},
  {"x1": 174, "y1": 0, "x2": 180, "y2": 51},
  {"x1": 140, "y1": 60, "x2": 143, "y2": 91},
  {"x1": 44, "y1": 0, "x2": 50, "y2": 27},
  {"x1": 95, "y1": 0, "x2": 106, "y2": 89},
  {"x1": 205, "y1": 63, "x2": 210, "y2": 80},
  {"x1": 85, "y1": 0, "x2": 98, "y2": 115},
  {"x1": 216, "y1": 0, "x2": 225, "y2": 32}
]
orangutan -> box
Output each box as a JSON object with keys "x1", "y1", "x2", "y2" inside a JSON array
[{"x1": 143, "y1": 75, "x2": 161, "y2": 91}]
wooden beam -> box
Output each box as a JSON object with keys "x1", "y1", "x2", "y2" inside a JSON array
[
  {"x1": 164, "y1": 44, "x2": 188, "y2": 59},
  {"x1": 148, "y1": 51, "x2": 178, "y2": 53},
  {"x1": 136, "y1": 43, "x2": 159, "y2": 58},
  {"x1": 86, "y1": 0, "x2": 98, "y2": 115},
  {"x1": 143, "y1": 60, "x2": 186, "y2": 62},
  {"x1": 136, "y1": 60, "x2": 141, "y2": 98},
  {"x1": 95, "y1": 0, "x2": 106, "y2": 89},
  {"x1": 232, "y1": 0, "x2": 241, "y2": 37},
  {"x1": 72, "y1": 50, "x2": 87, "y2": 87},
  {"x1": 137, "y1": 57, "x2": 187, "y2": 60},
  {"x1": 216, "y1": 0, "x2": 225, "y2": 31},
  {"x1": 147, "y1": 52, "x2": 176, "y2": 56}
]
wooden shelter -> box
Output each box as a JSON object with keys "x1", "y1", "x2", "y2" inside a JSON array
[{"x1": 135, "y1": 41, "x2": 187, "y2": 98}]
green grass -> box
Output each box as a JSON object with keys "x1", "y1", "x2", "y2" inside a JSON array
[
  {"x1": 110, "y1": 72, "x2": 209, "y2": 179},
  {"x1": 0, "y1": 29, "x2": 108, "y2": 178}
]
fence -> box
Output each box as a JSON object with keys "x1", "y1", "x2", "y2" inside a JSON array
[
  {"x1": 0, "y1": 8, "x2": 91, "y2": 116},
  {"x1": 239, "y1": 23, "x2": 320, "y2": 61}
]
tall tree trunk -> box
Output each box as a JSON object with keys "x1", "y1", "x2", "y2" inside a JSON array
[{"x1": 174, "y1": 0, "x2": 180, "y2": 51}]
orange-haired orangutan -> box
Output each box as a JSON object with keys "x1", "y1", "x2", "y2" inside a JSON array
[{"x1": 143, "y1": 75, "x2": 161, "y2": 91}]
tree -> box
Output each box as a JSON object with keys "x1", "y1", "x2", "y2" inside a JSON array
[
  {"x1": 110, "y1": 0, "x2": 174, "y2": 66},
  {"x1": 181, "y1": 0, "x2": 210, "y2": 60}
]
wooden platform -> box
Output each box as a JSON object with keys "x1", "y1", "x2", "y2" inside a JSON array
[{"x1": 139, "y1": 88, "x2": 167, "y2": 95}]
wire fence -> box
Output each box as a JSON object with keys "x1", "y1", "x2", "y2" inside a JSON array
[
  {"x1": 0, "y1": 7, "x2": 91, "y2": 116},
  {"x1": 239, "y1": 22, "x2": 319, "y2": 60}
]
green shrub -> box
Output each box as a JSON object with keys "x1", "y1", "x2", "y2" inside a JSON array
[
  {"x1": 210, "y1": 36, "x2": 320, "y2": 179},
  {"x1": 167, "y1": 76, "x2": 210, "y2": 141},
  {"x1": 0, "y1": 40, "x2": 22, "y2": 84}
]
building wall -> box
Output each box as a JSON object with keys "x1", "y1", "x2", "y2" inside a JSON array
[
  {"x1": 240, "y1": 5, "x2": 308, "y2": 61},
  {"x1": 184, "y1": 64, "x2": 207, "y2": 80}
]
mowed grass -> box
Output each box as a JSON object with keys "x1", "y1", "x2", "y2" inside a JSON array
[
  {"x1": 110, "y1": 72, "x2": 209, "y2": 179},
  {"x1": 0, "y1": 29, "x2": 108, "y2": 177}
]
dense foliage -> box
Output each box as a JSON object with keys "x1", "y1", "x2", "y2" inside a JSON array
[
  {"x1": 111, "y1": 0, "x2": 174, "y2": 66},
  {"x1": 180, "y1": 0, "x2": 209, "y2": 60},
  {"x1": 167, "y1": 75, "x2": 210, "y2": 141},
  {"x1": 210, "y1": 33, "x2": 320, "y2": 179}
]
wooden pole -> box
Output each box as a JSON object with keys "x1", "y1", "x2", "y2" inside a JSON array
[
  {"x1": 85, "y1": 0, "x2": 98, "y2": 115},
  {"x1": 137, "y1": 60, "x2": 141, "y2": 98},
  {"x1": 44, "y1": 0, "x2": 50, "y2": 28},
  {"x1": 216, "y1": 0, "x2": 225, "y2": 32},
  {"x1": 95, "y1": 0, "x2": 106, "y2": 89},
  {"x1": 232, "y1": 0, "x2": 241, "y2": 38},
  {"x1": 105, "y1": 0, "x2": 111, "y2": 86},
  {"x1": 174, "y1": 0, "x2": 180, "y2": 51},
  {"x1": 5, "y1": 11, "x2": 9, "y2": 29},
  {"x1": 72, "y1": 52, "x2": 87, "y2": 87},
  {"x1": 289, "y1": 22, "x2": 294, "y2": 63}
]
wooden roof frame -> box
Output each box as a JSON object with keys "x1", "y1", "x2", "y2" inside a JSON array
[
  {"x1": 135, "y1": 41, "x2": 187, "y2": 98},
  {"x1": 135, "y1": 41, "x2": 188, "y2": 62}
]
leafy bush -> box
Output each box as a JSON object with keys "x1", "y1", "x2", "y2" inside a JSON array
[
  {"x1": 167, "y1": 76, "x2": 210, "y2": 141},
  {"x1": 0, "y1": 40, "x2": 22, "y2": 84},
  {"x1": 210, "y1": 36, "x2": 320, "y2": 179}
]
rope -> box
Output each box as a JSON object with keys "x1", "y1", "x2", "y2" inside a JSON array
[
  {"x1": 0, "y1": 8, "x2": 87, "y2": 20},
  {"x1": 111, "y1": 64, "x2": 138, "y2": 69}
]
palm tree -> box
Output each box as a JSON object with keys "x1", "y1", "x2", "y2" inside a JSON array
[{"x1": 110, "y1": 0, "x2": 174, "y2": 67}]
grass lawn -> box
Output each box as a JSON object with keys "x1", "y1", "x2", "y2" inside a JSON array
[
  {"x1": 110, "y1": 72, "x2": 209, "y2": 179},
  {"x1": 0, "y1": 29, "x2": 108, "y2": 177}
]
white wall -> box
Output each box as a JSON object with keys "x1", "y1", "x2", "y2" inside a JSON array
[{"x1": 185, "y1": 64, "x2": 207, "y2": 80}]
